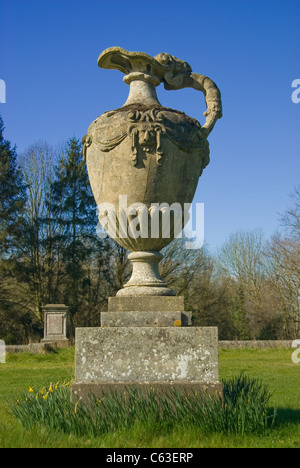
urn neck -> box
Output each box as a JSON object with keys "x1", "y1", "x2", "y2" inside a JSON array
[{"x1": 123, "y1": 78, "x2": 161, "y2": 107}]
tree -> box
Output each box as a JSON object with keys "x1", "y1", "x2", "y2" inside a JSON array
[
  {"x1": 0, "y1": 116, "x2": 34, "y2": 343},
  {"x1": 160, "y1": 238, "x2": 246, "y2": 340},
  {"x1": 264, "y1": 189, "x2": 300, "y2": 339},
  {"x1": 160, "y1": 237, "x2": 210, "y2": 297},
  {"x1": 50, "y1": 138, "x2": 102, "y2": 333},
  {"x1": 18, "y1": 142, "x2": 56, "y2": 320},
  {"x1": 280, "y1": 185, "x2": 300, "y2": 241},
  {"x1": 0, "y1": 116, "x2": 26, "y2": 255},
  {"x1": 216, "y1": 229, "x2": 266, "y2": 301},
  {"x1": 215, "y1": 229, "x2": 274, "y2": 338},
  {"x1": 263, "y1": 188, "x2": 300, "y2": 338},
  {"x1": 265, "y1": 235, "x2": 300, "y2": 338}
]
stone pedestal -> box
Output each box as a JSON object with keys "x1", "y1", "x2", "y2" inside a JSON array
[
  {"x1": 101, "y1": 296, "x2": 192, "y2": 327},
  {"x1": 41, "y1": 304, "x2": 69, "y2": 344},
  {"x1": 73, "y1": 47, "x2": 222, "y2": 403},
  {"x1": 72, "y1": 297, "x2": 221, "y2": 402}
]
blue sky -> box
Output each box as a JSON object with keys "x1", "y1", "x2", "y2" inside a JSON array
[{"x1": 0, "y1": 0, "x2": 299, "y2": 252}]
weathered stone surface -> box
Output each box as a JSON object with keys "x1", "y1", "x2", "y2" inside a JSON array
[
  {"x1": 116, "y1": 251, "x2": 175, "y2": 296},
  {"x1": 101, "y1": 310, "x2": 192, "y2": 327},
  {"x1": 108, "y1": 295, "x2": 184, "y2": 312},
  {"x1": 47, "y1": 314, "x2": 64, "y2": 334},
  {"x1": 6, "y1": 341, "x2": 70, "y2": 354},
  {"x1": 104, "y1": 296, "x2": 190, "y2": 327},
  {"x1": 72, "y1": 381, "x2": 223, "y2": 403},
  {"x1": 41, "y1": 304, "x2": 69, "y2": 343},
  {"x1": 219, "y1": 340, "x2": 294, "y2": 349},
  {"x1": 74, "y1": 327, "x2": 219, "y2": 384}
]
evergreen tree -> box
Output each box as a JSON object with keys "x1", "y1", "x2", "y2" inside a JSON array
[
  {"x1": 0, "y1": 116, "x2": 31, "y2": 342},
  {"x1": 0, "y1": 116, "x2": 26, "y2": 255}
]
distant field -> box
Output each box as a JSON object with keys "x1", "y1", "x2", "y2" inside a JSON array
[{"x1": 0, "y1": 347, "x2": 299, "y2": 448}]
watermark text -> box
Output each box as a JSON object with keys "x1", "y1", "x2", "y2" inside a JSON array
[
  {"x1": 291, "y1": 79, "x2": 300, "y2": 104},
  {"x1": 96, "y1": 196, "x2": 204, "y2": 249},
  {"x1": 291, "y1": 339, "x2": 300, "y2": 364},
  {"x1": 0, "y1": 79, "x2": 6, "y2": 103},
  {"x1": 0, "y1": 340, "x2": 5, "y2": 364}
]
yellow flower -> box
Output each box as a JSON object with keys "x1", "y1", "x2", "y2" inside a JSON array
[
  {"x1": 28, "y1": 387, "x2": 34, "y2": 393},
  {"x1": 74, "y1": 401, "x2": 80, "y2": 414},
  {"x1": 43, "y1": 393, "x2": 49, "y2": 400},
  {"x1": 49, "y1": 385, "x2": 54, "y2": 393}
]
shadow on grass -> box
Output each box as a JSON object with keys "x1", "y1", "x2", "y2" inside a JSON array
[{"x1": 271, "y1": 408, "x2": 300, "y2": 427}]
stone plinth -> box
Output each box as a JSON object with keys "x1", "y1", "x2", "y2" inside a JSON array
[
  {"x1": 101, "y1": 296, "x2": 192, "y2": 327},
  {"x1": 72, "y1": 296, "x2": 221, "y2": 403},
  {"x1": 41, "y1": 304, "x2": 69, "y2": 344},
  {"x1": 72, "y1": 324, "x2": 221, "y2": 402},
  {"x1": 108, "y1": 296, "x2": 185, "y2": 312},
  {"x1": 101, "y1": 311, "x2": 191, "y2": 327}
]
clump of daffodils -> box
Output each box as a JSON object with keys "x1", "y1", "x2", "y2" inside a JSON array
[
  {"x1": 10, "y1": 374, "x2": 273, "y2": 437},
  {"x1": 26, "y1": 380, "x2": 74, "y2": 402}
]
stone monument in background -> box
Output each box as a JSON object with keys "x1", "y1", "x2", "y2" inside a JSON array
[
  {"x1": 41, "y1": 304, "x2": 69, "y2": 345},
  {"x1": 72, "y1": 47, "x2": 223, "y2": 400}
]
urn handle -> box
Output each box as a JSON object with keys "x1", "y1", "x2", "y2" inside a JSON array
[
  {"x1": 156, "y1": 54, "x2": 222, "y2": 136},
  {"x1": 98, "y1": 48, "x2": 222, "y2": 136}
]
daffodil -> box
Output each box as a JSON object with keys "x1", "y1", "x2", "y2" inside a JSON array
[
  {"x1": 28, "y1": 386, "x2": 34, "y2": 393},
  {"x1": 74, "y1": 400, "x2": 80, "y2": 414}
]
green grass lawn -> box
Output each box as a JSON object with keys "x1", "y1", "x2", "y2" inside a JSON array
[{"x1": 0, "y1": 347, "x2": 299, "y2": 448}]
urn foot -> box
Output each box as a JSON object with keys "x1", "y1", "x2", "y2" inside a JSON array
[{"x1": 116, "y1": 251, "x2": 175, "y2": 297}]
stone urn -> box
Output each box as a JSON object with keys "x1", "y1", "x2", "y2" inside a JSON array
[{"x1": 82, "y1": 47, "x2": 222, "y2": 296}]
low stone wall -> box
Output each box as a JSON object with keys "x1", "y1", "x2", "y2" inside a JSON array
[
  {"x1": 219, "y1": 340, "x2": 293, "y2": 349},
  {"x1": 5, "y1": 340, "x2": 70, "y2": 354},
  {"x1": 5, "y1": 339, "x2": 293, "y2": 354}
]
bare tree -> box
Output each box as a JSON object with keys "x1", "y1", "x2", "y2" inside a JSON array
[
  {"x1": 216, "y1": 229, "x2": 267, "y2": 311},
  {"x1": 265, "y1": 186, "x2": 300, "y2": 338},
  {"x1": 18, "y1": 142, "x2": 57, "y2": 320},
  {"x1": 265, "y1": 234, "x2": 300, "y2": 338},
  {"x1": 280, "y1": 185, "x2": 300, "y2": 241}
]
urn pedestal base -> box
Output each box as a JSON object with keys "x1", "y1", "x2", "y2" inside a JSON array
[
  {"x1": 116, "y1": 251, "x2": 175, "y2": 297},
  {"x1": 102, "y1": 296, "x2": 191, "y2": 327},
  {"x1": 72, "y1": 297, "x2": 221, "y2": 403}
]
